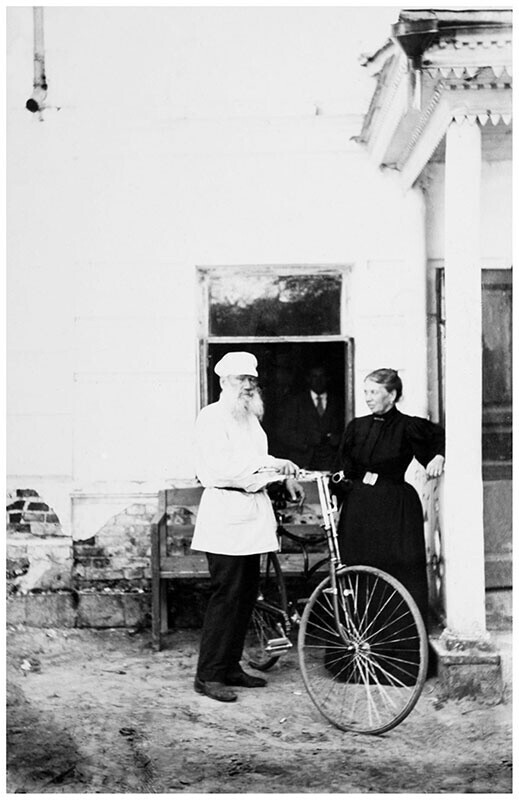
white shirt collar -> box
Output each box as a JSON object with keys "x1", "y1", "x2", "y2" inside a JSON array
[{"x1": 310, "y1": 390, "x2": 327, "y2": 407}]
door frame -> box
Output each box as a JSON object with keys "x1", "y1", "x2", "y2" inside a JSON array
[{"x1": 198, "y1": 335, "x2": 355, "y2": 425}]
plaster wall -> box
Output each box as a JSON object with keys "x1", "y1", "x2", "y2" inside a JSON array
[
  {"x1": 8, "y1": 6, "x2": 430, "y2": 543},
  {"x1": 425, "y1": 159, "x2": 513, "y2": 265}
]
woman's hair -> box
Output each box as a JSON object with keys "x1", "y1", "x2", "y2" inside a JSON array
[{"x1": 365, "y1": 368, "x2": 403, "y2": 402}]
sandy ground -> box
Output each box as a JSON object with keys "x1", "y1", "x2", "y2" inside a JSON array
[{"x1": 6, "y1": 626, "x2": 512, "y2": 795}]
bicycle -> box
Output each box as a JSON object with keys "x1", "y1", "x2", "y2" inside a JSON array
[{"x1": 246, "y1": 472, "x2": 429, "y2": 735}]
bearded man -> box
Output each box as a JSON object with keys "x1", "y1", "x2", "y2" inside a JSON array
[{"x1": 191, "y1": 351, "x2": 304, "y2": 702}]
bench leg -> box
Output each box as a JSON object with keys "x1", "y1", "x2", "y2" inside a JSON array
[
  {"x1": 151, "y1": 517, "x2": 168, "y2": 651},
  {"x1": 160, "y1": 582, "x2": 169, "y2": 633},
  {"x1": 152, "y1": 578, "x2": 169, "y2": 651},
  {"x1": 151, "y1": 577, "x2": 161, "y2": 651}
]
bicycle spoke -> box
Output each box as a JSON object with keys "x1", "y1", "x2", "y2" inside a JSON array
[{"x1": 298, "y1": 567, "x2": 428, "y2": 734}]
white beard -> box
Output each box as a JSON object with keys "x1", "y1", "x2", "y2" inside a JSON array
[{"x1": 221, "y1": 385, "x2": 264, "y2": 421}]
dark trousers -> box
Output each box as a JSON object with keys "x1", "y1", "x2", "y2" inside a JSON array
[{"x1": 196, "y1": 552, "x2": 261, "y2": 682}]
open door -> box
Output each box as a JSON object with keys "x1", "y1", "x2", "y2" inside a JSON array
[{"x1": 205, "y1": 340, "x2": 353, "y2": 458}]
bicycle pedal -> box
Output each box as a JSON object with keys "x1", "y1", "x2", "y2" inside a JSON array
[{"x1": 265, "y1": 636, "x2": 293, "y2": 653}]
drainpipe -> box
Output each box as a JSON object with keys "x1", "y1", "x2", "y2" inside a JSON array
[
  {"x1": 392, "y1": 18, "x2": 439, "y2": 111},
  {"x1": 26, "y1": 7, "x2": 48, "y2": 113}
]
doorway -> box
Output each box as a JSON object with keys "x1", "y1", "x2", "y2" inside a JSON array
[{"x1": 205, "y1": 340, "x2": 352, "y2": 457}]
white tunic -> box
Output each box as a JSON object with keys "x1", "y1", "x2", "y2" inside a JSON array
[{"x1": 190, "y1": 398, "x2": 281, "y2": 556}]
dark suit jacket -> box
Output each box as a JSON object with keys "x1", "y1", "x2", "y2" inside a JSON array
[{"x1": 276, "y1": 391, "x2": 343, "y2": 470}]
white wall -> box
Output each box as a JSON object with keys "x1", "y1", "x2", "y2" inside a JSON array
[
  {"x1": 7, "y1": 7, "x2": 400, "y2": 121},
  {"x1": 425, "y1": 159, "x2": 513, "y2": 264},
  {"x1": 351, "y1": 180, "x2": 428, "y2": 417},
  {"x1": 8, "y1": 7, "x2": 440, "y2": 536}
]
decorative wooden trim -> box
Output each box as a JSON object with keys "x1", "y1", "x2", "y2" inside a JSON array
[
  {"x1": 399, "y1": 94, "x2": 454, "y2": 192},
  {"x1": 366, "y1": 57, "x2": 409, "y2": 164},
  {"x1": 425, "y1": 65, "x2": 512, "y2": 81},
  {"x1": 396, "y1": 84, "x2": 445, "y2": 170},
  {"x1": 398, "y1": 83, "x2": 512, "y2": 190},
  {"x1": 361, "y1": 15, "x2": 512, "y2": 176}
]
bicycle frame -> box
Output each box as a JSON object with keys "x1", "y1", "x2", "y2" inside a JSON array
[
  {"x1": 315, "y1": 473, "x2": 343, "y2": 568},
  {"x1": 315, "y1": 474, "x2": 358, "y2": 646},
  {"x1": 251, "y1": 474, "x2": 352, "y2": 662},
  {"x1": 275, "y1": 473, "x2": 346, "y2": 609}
]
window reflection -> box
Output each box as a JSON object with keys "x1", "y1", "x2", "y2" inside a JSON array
[{"x1": 208, "y1": 272, "x2": 341, "y2": 336}]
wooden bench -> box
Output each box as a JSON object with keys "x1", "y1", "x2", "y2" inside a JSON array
[{"x1": 151, "y1": 481, "x2": 327, "y2": 651}]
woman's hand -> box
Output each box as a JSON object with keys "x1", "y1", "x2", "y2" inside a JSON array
[
  {"x1": 285, "y1": 477, "x2": 305, "y2": 504},
  {"x1": 426, "y1": 454, "x2": 445, "y2": 478},
  {"x1": 272, "y1": 458, "x2": 300, "y2": 477}
]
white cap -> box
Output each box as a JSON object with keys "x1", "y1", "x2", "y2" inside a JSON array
[{"x1": 214, "y1": 351, "x2": 258, "y2": 378}]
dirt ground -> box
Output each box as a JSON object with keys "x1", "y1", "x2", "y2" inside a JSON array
[{"x1": 6, "y1": 626, "x2": 512, "y2": 795}]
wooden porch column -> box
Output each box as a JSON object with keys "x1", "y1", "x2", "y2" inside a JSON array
[{"x1": 442, "y1": 117, "x2": 487, "y2": 636}]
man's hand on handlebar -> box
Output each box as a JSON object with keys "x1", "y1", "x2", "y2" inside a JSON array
[
  {"x1": 272, "y1": 458, "x2": 300, "y2": 477},
  {"x1": 285, "y1": 477, "x2": 305, "y2": 505}
]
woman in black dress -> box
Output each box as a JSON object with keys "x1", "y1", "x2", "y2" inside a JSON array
[{"x1": 333, "y1": 368, "x2": 445, "y2": 628}]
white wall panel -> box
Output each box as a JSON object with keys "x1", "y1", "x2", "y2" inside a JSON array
[
  {"x1": 426, "y1": 159, "x2": 512, "y2": 264},
  {"x1": 73, "y1": 261, "x2": 196, "y2": 318},
  {"x1": 7, "y1": 414, "x2": 73, "y2": 475},
  {"x1": 73, "y1": 317, "x2": 195, "y2": 374},
  {"x1": 7, "y1": 352, "x2": 73, "y2": 415},
  {"x1": 480, "y1": 160, "x2": 513, "y2": 262},
  {"x1": 73, "y1": 374, "x2": 196, "y2": 483}
]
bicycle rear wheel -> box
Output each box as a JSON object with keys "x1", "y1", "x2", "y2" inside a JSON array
[
  {"x1": 245, "y1": 552, "x2": 291, "y2": 671},
  {"x1": 298, "y1": 565, "x2": 428, "y2": 735}
]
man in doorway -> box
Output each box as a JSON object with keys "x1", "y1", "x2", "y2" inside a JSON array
[
  {"x1": 276, "y1": 364, "x2": 343, "y2": 471},
  {"x1": 191, "y1": 351, "x2": 304, "y2": 702}
]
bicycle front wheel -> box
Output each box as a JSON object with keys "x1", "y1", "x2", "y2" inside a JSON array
[
  {"x1": 245, "y1": 552, "x2": 290, "y2": 671},
  {"x1": 298, "y1": 565, "x2": 428, "y2": 735}
]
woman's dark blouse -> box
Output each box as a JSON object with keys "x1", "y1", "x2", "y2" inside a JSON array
[
  {"x1": 337, "y1": 405, "x2": 445, "y2": 481},
  {"x1": 335, "y1": 405, "x2": 445, "y2": 623}
]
